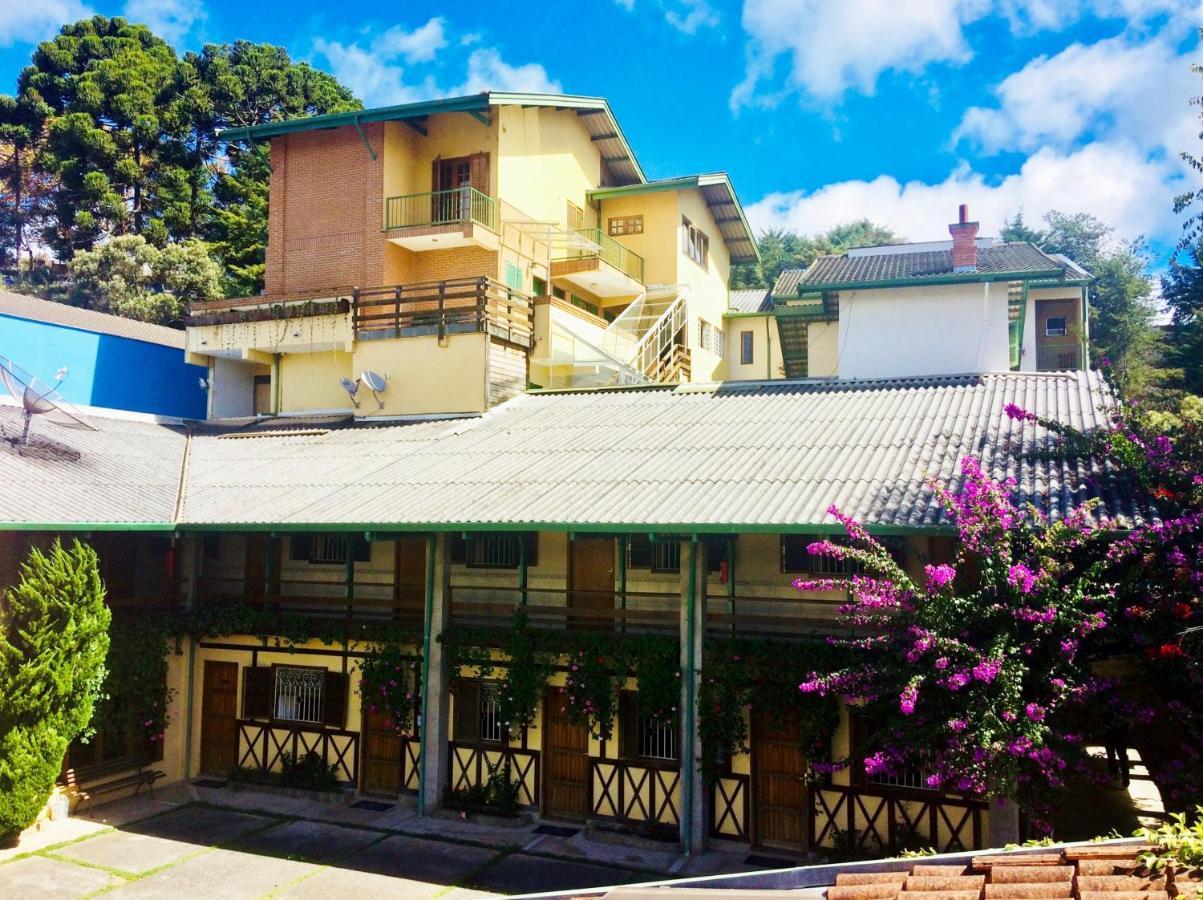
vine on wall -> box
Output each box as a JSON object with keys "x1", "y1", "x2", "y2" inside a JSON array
[{"x1": 93, "y1": 615, "x2": 176, "y2": 750}]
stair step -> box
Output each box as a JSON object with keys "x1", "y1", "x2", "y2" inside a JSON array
[
  {"x1": 1075, "y1": 876, "x2": 1166, "y2": 892},
  {"x1": 1076, "y1": 893, "x2": 1159, "y2": 900},
  {"x1": 984, "y1": 883, "x2": 1074, "y2": 898},
  {"x1": 912, "y1": 867, "x2": 972, "y2": 877},
  {"x1": 976, "y1": 856, "x2": 1066, "y2": 868},
  {"x1": 836, "y1": 873, "x2": 910, "y2": 886},
  {"x1": 827, "y1": 885, "x2": 901, "y2": 900},
  {"x1": 1077, "y1": 862, "x2": 1138, "y2": 877},
  {"x1": 1064, "y1": 847, "x2": 1150, "y2": 861},
  {"x1": 991, "y1": 867, "x2": 1075, "y2": 884},
  {"x1": 905, "y1": 877, "x2": 985, "y2": 892},
  {"x1": 894, "y1": 892, "x2": 981, "y2": 900}
]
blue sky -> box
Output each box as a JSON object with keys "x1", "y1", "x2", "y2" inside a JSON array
[{"x1": 2, "y1": 0, "x2": 1200, "y2": 265}]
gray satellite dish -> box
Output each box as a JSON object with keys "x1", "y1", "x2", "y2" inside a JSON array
[
  {"x1": 337, "y1": 372, "x2": 387, "y2": 410},
  {"x1": 361, "y1": 371, "x2": 387, "y2": 393},
  {"x1": 0, "y1": 356, "x2": 95, "y2": 459}
]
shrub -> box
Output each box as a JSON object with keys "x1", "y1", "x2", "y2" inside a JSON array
[{"x1": 0, "y1": 540, "x2": 110, "y2": 843}]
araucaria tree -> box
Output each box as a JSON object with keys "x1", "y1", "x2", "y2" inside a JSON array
[
  {"x1": 798, "y1": 457, "x2": 1111, "y2": 832},
  {"x1": 0, "y1": 540, "x2": 110, "y2": 843}
]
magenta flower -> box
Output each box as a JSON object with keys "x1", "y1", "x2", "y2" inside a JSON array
[
  {"x1": 1007, "y1": 563, "x2": 1037, "y2": 594},
  {"x1": 924, "y1": 564, "x2": 956, "y2": 589}
]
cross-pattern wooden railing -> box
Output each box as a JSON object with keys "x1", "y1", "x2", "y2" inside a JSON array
[
  {"x1": 447, "y1": 742, "x2": 539, "y2": 808},
  {"x1": 590, "y1": 758, "x2": 680, "y2": 831},
  {"x1": 236, "y1": 719, "x2": 359, "y2": 784},
  {"x1": 711, "y1": 772, "x2": 749, "y2": 840},
  {"x1": 810, "y1": 783, "x2": 986, "y2": 854},
  {"x1": 352, "y1": 277, "x2": 533, "y2": 349}
]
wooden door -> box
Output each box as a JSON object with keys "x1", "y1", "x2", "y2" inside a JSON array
[
  {"x1": 753, "y1": 707, "x2": 807, "y2": 851},
  {"x1": 394, "y1": 537, "x2": 426, "y2": 620},
  {"x1": 543, "y1": 686, "x2": 590, "y2": 820},
  {"x1": 201, "y1": 661, "x2": 238, "y2": 775},
  {"x1": 361, "y1": 707, "x2": 403, "y2": 795},
  {"x1": 569, "y1": 536, "x2": 614, "y2": 629}
]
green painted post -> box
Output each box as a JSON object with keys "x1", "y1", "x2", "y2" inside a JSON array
[
  {"x1": 726, "y1": 535, "x2": 736, "y2": 637},
  {"x1": 344, "y1": 535, "x2": 355, "y2": 617},
  {"x1": 417, "y1": 534, "x2": 437, "y2": 816},
  {"x1": 618, "y1": 534, "x2": 628, "y2": 634},
  {"x1": 518, "y1": 532, "x2": 528, "y2": 607},
  {"x1": 681, "y1": 536, "x2": 699, "y2": 854}
]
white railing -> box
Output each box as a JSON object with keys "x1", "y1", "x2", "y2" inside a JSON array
[
  {"x1": 274, "y1": 667, "x2": 324, "y2": 724},
  {"x1": 542, "y1": 320, "x2": 648, "y2": 389},
  {"x1": 619, "y1": 293, "x2": 687, "y2": 380}
]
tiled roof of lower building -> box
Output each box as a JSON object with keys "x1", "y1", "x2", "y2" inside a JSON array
[{"x1": 0, "y1": 290, "x2": 187, "y2": 348}]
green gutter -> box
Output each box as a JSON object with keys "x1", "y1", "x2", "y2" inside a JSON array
[
  {"x1": 417, "y1": 534, "x2": 437, "y2": 816},
  {"x1": 171, "y1": 521, "x2": 961, "y2": 537},
  {"x1": 0, "y1": 522, "x2": 177, "y2": 531}
]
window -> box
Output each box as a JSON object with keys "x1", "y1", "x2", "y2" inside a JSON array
[
  {"x1": 273, "y1": 667, "x2": 326, "y2": 724},
  {"x1": 504, "y1": 261, "x2": 524, "y2": 291},
  {"x1": 451, "y1": 534, "x2": 538, "y2": 569},
  {"x1": 628, "y1": 535, "x2": 680, "y2": 573},
  {"x1": 852, "y1": 715, "x2": 936, "y2": 791},
  {"x1": 697, "y1": 319, "x2": 724, "y2": 357},
  {"x1": 782, "y1": 535, "x2": 907, "y2": 574},
  {"x1": 290, "y1": 534, "x2": 370, "y2": 565},
  {"x1": 571, "y1": 294, "x2": 600, "y2": 316},
  {"x1": 740, "y1": 330, "x2": 754, "y2": 366},
  {"x1": 1045, "y1": 316, "x2": 1068, "y2": 336},
  {"x1": 620, "y1": 692, "x2": 678, "y2": 761},
  {"x1": 566, "y1": 201, "x2": 584, "y2": 230},
  {"x1": 532, "y1": 276, "x2": 547, "y2": 296},
  {"x1": 479, "y1": 684, "x2": 505, "y2": 743},
  {"x1": 452, "y1": 679, "x2": 506, "y2": 744},
  {"x1": 683, "y1": 217, "x2": 709, "y2": 267},
  {"x1": 608, "y1": 215, "x2": 643, "y2": 236}
]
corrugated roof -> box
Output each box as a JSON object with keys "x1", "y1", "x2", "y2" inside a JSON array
[
  {"x1": 176, "y1": 370, "x2": 1141, "y2": 531},
  {"x1": 776, "y1": 243, "x2": 1079, "y2": 295},
  {"x1": 728, "y1": 289, "x2": 772, "y2": 314},
  {"x1": 0, "y1": 401, "x2": 186, "y2": 526},
  {"x1": 221, "y1": 91, "x2": 645, "y2": 186},
  {"x1": 0, "y1": 291, "x2": 186, "y2": 349}
]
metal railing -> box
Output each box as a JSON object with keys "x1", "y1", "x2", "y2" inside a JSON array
[
  {"x1": 383, "y1": 187, "x2": 498, "y2": 233},
  {"x1": 1036, "y1": 344, "x2": 1084, "y2": 371},
  {"x1": 553, "y1": 227, "x2": 645, "y2": 283},
  {"x1": 353, "y1": 277, "x2": 533, "y2": 349}
]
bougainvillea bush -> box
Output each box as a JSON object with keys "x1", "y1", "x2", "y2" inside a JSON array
[
  {"x1": 798, "y1": 457, "x2": 1114, "y2": 831},
  {"x1": 1006, "y1": 390, "x2": 1203, "y2": 809}
]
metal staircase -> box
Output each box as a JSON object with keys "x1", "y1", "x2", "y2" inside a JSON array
[{"x1": 776, "y1": 316, "x2": 809, "y2": 378}]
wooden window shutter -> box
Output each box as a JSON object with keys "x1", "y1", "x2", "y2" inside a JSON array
[
  {"x1": 522, "y1": 533, "x2": 539, "y2": 568},
  {"x1": 243, "y1": 667, "x2": 274, "y2": 719},
  {"x1": 469, "y1": 152, "x2": 489, "y2": 196},
  {"x1": 290, "y1": 535, "x2": 312, "y2": 561},
  {"x1": 432, "y1": 156, "x2": 441, "y2": 192},
  {"x1": 322, "y1": 671, "x2": 349, "y2": 729},
  {"x1": 619, "y1": 691, "x2": 640, "y2": 759},
  {"x1": 450, "y1": 535, "x2": 468, "y2": 565},
  {"x1": 453, "y1": 679, "x2": 481, "y2": 743},
  {"x1": 628, "y1": 534, "x2": 653, "y2": 569}
]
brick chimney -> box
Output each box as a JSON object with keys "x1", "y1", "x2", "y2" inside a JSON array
[{"x1": 949, "y1": 203, "x2": 980, "y2": 271}]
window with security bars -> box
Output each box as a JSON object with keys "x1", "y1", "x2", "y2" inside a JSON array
[
  {"x1": 290, "y1": 534, "x2": 371, "y2": 565},
  {"x1": 451, "y1": 534, "x2": 538, "y2": 569},
  {"x1": 479, "y1": 684, "x2": 505, "y2": 743},
  {"x1": 853, "y1": 715, "x2": 936, "y2": 791},
  {"x1": 782, "y1": 535, "x2": 908, "y2": 574},
  {"x1": 628, "y1": 535, "x2": 681, "y2": 573},
  {"x1": 273, "y1": 667, "x2": 325, "y2": 724},
  {"x1": 620, "y1": 692, "x2": 678, "y2": 761},
  {"x1": 869, "y1": 766, "x2": 935, "y2": 790}
]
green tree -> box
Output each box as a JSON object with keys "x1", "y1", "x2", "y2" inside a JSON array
[
  {"x1": 1162, "y1": 242, "x2": 1203, "y2": 395},
  {"x1": 1001, "y1": 210, "x2": 1162, "y2": 394},
  {"x1": 0, "y1": 540, "x2": 110, "y2": 843},
  {"x1": 0, "y1": 94, "x2": 55, "y2": 269},
  {"x1": 732, "y1": 220, "x2": 900, "y2": 290},
  {"x1": 69, "y1": 234, "x2": 221, "y2": 325}
]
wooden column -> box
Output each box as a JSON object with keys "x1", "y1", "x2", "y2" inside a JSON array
[
  {"x1": 679, "y1": 536, "x2": 706, "y2": 853},
  {"x1": 418, "y1": 533, "x2": 452, "y2": 815}
]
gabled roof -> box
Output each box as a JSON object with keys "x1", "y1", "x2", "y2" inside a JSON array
[
  {"x1": 0, "y1": 291, "x2": 186, "y2": 349},
  {"x1": 727, "y1": 288, "x2": 773, "y2": 314},
  {"x1": 776, "y1": 242, "x2": 1087, "y2": 296},
  {"x1": 219, "y1": 91, "x2": 645, "y2": 186},
  {"x1": 588, "y1": 174, "x2": 760, "y2": 263}
]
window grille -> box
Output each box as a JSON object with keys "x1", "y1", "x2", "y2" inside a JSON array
[
  {"x1": 869, "y1": 753, "x2": 936, "y2": 790},
  {"x1": 274, "y1": 667, "x2": 324, "y2": 724},
  {"x1": 480, "y1": 685, "x2": 504, "y2": 743},
  {"x1": 651, "y1": 540, "x2": 680, "y2": 573},
  {"x1": 638, "y1": 715, "x2": 677, "y2": 761},
  {"x1": 468, "y1": 535, "x2": 522, "y2": 569},
  {"x1": 310, "y1": 535, "x2": 346, "y2": 565}
]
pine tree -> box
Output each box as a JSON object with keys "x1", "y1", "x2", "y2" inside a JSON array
[{"x1": 0, "y1": 540, "x2": 110, "y2": 843}]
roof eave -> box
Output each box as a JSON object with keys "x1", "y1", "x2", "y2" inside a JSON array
[{"x1": 784, "y1": 268, "x2": 1072, "y2": 295}]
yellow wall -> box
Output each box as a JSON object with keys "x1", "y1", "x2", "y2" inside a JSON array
[
  {"x1": 498, "y1": 106, "x2": 602, "y2": 228},
  {"x1": 382, "y1": 113, "x2": 499, "y2": 205},
  {"x1": 808, "y1": 321, "x2": 839, "y2": 378},
  {"x1": 279, "y1": 350, "x2": 354, "y2": 413},
  {"x1": 677, "y1": 187, "x2": 732, "y2": 383},
  {"x1": 186, "y1": 313, "x2": 353, "y2": 358},
  {"x1": 723, "y1": 314, "x2": 785, "y2": 381},
  {"x1": 354, "y1": 332, "x2": 489, "y2": 415},
  {"x1": 597, "y1": 191, "x2": 679, "y2": 287}
]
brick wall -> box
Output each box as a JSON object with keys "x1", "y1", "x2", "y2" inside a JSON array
[{"x1": 265, "y1": 125, "x2": 386, "y2": 294}]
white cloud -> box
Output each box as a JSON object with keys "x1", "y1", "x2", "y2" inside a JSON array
[
  {"x1": 955, "y1": 32, "x2": 1197, "y2": 156},
  {"x1": 0, "y1": 0, "x2": 92, "y2": 47},
  {"x1": 374, "y1": 18, "x2": 446, "y2": 64},
  {"x1": 746, "y1": 141, "x2": 1183, "y2": 245},
  {"x1": 123, "y1": 0, "x2": 206, "y2": 45},
  {"x1": 999, "y1": 0, "x2": 1200, "y2": 33},
  {"x1": 613, "y1": 0, "x2": 719, "y2": 33},
  {"x1": 456, "y1": 48, "x2": 561, "y2": 94}
]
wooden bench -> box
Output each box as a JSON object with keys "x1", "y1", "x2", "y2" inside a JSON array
[{"x1": 61, "y1": 760, "x2": 166, "y2": 811}]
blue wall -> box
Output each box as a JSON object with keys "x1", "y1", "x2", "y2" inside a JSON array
[{"x1": 0, "y1": 314, "x2": 208, "y2": 419}]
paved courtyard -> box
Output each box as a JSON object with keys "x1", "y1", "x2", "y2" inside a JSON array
[{"x1": 0, "y1": 783, "x2": 759, "y2": 898}]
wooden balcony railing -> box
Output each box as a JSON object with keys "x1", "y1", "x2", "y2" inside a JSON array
[
  {"x1": 810, "y1": 782, "x2": 986, "y2": 854},
  {"x1": 384, "y1": 187, "x2": 498, "y2": 233},
  {"x1": 236, "y1": 718, "x2": 359, "y2": 784},
  {"x1": 448, "y1": 742, "x2": 539, "y2": 808},
  {"x1": 448, "y1": 586, "x2": 680, "y2": 635},
  {"x1": 353, "y1": 277, "x2": 533, "y2": 349},
  {"x1": 590, "y1": 757, "x2": 680, "y2": 833},
  {"x1": 187, "y1": 289, "x2": 352, "y2": 326}
]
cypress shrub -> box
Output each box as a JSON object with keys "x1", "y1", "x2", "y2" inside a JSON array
[{"x1": 0, "y1": 540, "x2": 110, "y2": 843}]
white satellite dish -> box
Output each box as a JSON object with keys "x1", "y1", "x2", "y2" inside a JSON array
[
  {"x1": 0, "y1": 356, "x2": 95, "y2": 459},
  {"x1": 337, "y1": 372, "x2": 388, "y2": 410}
]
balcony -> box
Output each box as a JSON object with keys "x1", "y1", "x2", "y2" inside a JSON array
[
  {"x1": 550, "y1": 228, "x2": 644, "y2": 298},
  {"x1": 353, "y1": 277, "x2": 533, "y2": 349},
  {"x1": 186, "y1": 290, "x2": 353, "y2": 357},
  {"x1": 1036, "y1": 343, "x2": 1084, "y2": 371},
  {"x1": 383, "y1": 187, "x2": 499, "y2": 252}
]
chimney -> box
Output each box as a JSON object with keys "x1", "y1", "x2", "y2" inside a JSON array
[{"x1": 949, "y1": 203, "x2": 980, "y2": 271}]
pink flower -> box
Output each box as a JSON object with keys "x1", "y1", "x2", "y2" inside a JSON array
[
  {"x1": 924, "y1": 564, "x2": 956, "y2": 589},
  {"x1": 972, "y1": 659, "x2": 1001, "y2": 683},
  {"x1": 1025, "y1": 702, "x2": 1046, "y2": 722},
  {"x1": 1007, "y1": 563, "x2": 1037, "y2": 594}
]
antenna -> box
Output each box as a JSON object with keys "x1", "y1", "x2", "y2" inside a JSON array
[
  {"x1": 0, "y1": 356, "x2": 95, "y2": 460},
  {"x1": 337, "y1": 372, "x2": 388, "y2": 411}
]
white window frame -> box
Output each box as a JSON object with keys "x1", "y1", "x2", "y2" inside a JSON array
[{"x1": 273, "y1": 667, "x2": 324, "y2": 724}]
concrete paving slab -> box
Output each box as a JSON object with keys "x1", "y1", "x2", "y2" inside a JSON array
[
  {"x1": 469, "y1": 853, "x2": 649, "y2": 895},
  {"x1": 531, "y1": 831, "x2": 680, "y2": 873},
  {"x1": 123, "y1": 804, "x2": 274, "y2": 845},
  {"x1": 231, "y1": 818, "x2": 383, "y2": 865},
  {"x1": 78, "y1": 794, "x2": 182, "y2": 828},
  {"x1": 51, "y1": 829, "x2": 200, "y2": 874},
  {"x1": 194, "y1": 785, "x2": 316, "y2": 817},
  {"x1": 0, "y1": 853, "x2": 124, "y2": 898},
  {"x1": 0, "y1": 815, "x2": 109, "y2": 864},
  {"x1": 291, "y1": 797, "x2": 408, "y2": 829},
  {"x1": 398, "y1": 812, "x2": 536, "y2": 849},
  {"x1": 101, "y1": 847, "x2": 319, "y2": 898},
  {"x1": 348, "y1": 832, "x2": 499, "y2": 882},
  {"x1": 278, "y1": 866, "x2": 483, "y2": 900}
]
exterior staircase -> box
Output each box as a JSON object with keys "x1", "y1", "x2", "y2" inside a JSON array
[
  {"x1": 776, "y1": 315, "x2": 809, "y2": 379},
  {"x1": 601, "y1": 290, "x2": 688, "y2": 382}
]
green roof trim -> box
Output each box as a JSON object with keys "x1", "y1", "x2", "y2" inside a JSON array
[
  {"x1": 219, "y1": 91, "x2": 647, "y2": 185},
  {"x1": 775, "y1": 268, "x2": 1076, "y2": 297},
  {"x1": 589, "y1": 173, "x2": 760, "y2": 264}
]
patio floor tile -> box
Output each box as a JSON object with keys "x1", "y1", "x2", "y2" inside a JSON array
[{"x1": 0, "y1": 853, "x2": 123, "y2": 898}]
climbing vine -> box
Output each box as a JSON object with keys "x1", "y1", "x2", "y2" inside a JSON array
[
  {"x1": 357, "y1": 642, "x2": 419, "y2": 736},
  {"x1": 93, "y1": 615, "x2": 176, "y2": 750}
]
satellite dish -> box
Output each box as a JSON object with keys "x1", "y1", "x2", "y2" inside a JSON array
[
  {"x1": 336, "y1": 372, "x2": 387, "y2": 411},
  {"x1": 0, "y1": 356, "x2": 95, "y2": 460}
]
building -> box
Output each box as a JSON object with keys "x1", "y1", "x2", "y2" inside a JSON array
[
  {"x1": 723, "y1": 206, "x2": 1091, "y2": 381},
  {"x1": 189, "y1": 93, "x2": 758, "y2": 418},
  {"x1": 0, "y1": 291, "x2": 208, "y2": 419},
  {"x1": 0, "y1": 93, "x2": 1119, "y2": 860}
]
